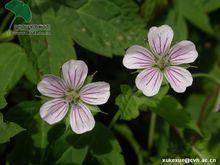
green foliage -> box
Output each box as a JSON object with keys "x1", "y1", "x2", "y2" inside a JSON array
[
  {"x1": 6, "y1": 101, "x2": 51, "y2": 164},
  {"x1": 152, "y1": 96, "x2": 201, "y2": 135},
  {"x1": 115, "y1": 85, "x2": 169, "y2": 120},
  {"x1": 54, "y1": 123, "x2": 125, "y2": 165},
  {"x1": 202, "y1": 0, "x2": 220, "y2": 12},
  {"x1": 0, "y1": 43, "x2": 27, "y2": 109},
  {"x1": 176, "y1": 0, "x2": 213, "y2": 34},
  {"x1": 45, "y1": 0, "x2": 146, "y2": 57},
  {"x1": 19, "y1": 0, "x2": 77, "y2": 84},
  {"x1": 165, "y1": 8, "x2": 188, "y2": 41},
  {"x1": 0, "y1": 112, "x2": 25, "y2": 143},
  {"x1": 113, "y1": 124, "x2": 146, "y2": 165}
]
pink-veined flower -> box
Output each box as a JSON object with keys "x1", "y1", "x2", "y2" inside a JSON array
[
  {"x1": 37, "y1": 60, "x2": 110, "y2": 134},
  {"x1": 123, "y1": 25, "x2": 198, "y2": 96}
]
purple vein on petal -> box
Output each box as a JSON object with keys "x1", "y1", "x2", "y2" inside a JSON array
[
  {"x1": 73, "y1": 68, "x2": 77, "y2": 88},
  {"x1": 76, "y1": 69, "x2": 83, "y2": 89},
  {"x1": 162, "y1": 37, "x2": 168, "y2": 53}
]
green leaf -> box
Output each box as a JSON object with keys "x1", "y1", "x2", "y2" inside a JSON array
[
  {"x1": 0, "y1": 43, "x2": 27, "y2": 109},
  {"x1": 5, "y1": 0, "x2": 32, "y2": 23},
  {"x1": 0, "y1": 112, "x2": 25, "y2": 144},
  {"x1": 54, "y1": 123, "x2": 125, "y2": 165},
  {"x1": 116, "y1": 85, "x2": 169, "y2": 120},
  {"x1": 141, "y1": 0, "x2": 168, "y2": 22},
  {"x1": 19, "y1": 0, "x2": 76, "y2": 84},
  {"x1": 165, "y1": 8, "x2": 188, "y2": 41},
  {"x1": 115, "y1": 85, "x2": 142, "y2": 120},
  {"x1": 155, "y1": 121, "x2": 169, "y2": 156},
  {"x1": 113, "y1": 124, "x2": 145, "y2": 165},
  {"x1": 176, "y1": 0, "x2": 213, "y2": 34},
  {"x1": 6, "y1": 101, "x2": 51, "y2": 164},
  {"x1": 152, "y1": 96, "x2": 202, "y2": 135},
  {"x1": 184, "y1": 94, "x2": 206, "y2": 121},
  {"x1": 202, "y1": 0, "x2": 220, "y2": 13},
  {"x1": 55, "y1": 0, "x2": 146, "y2": 57},
  {"x1": 0, "y1": 94, "x2": 7, "y2": 109}
]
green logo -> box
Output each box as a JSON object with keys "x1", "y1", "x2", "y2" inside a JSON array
[{"x1": 5, "y1": 0, "x2": 32, "y2": 26}]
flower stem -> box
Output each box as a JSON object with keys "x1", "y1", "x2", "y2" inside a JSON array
[
  {"x1": 193, "y1": 73, "x2": 220, "y2": 85},
  {"x1": 148, "y1": 112, "x2": 156, "y2": 150},
  {"x1": 109, "y1": 110, "x2": 121, "y2": 129}
]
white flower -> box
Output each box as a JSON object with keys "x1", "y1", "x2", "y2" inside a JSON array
[
  {"x1": 123, "y1": 25, "x2": 198, "y2": 96},
  {"x1": 37, "y1": 60, "x2": 110, "y2": 134}
]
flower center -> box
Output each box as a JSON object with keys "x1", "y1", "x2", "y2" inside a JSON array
[
  {"x1": 155, "y1": 55, "x2": 170, "y2": 70},
  {"x1": 66, "y1": 90, "x2": 79, "y2": 104}
]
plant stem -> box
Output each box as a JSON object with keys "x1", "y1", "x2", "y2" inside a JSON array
[
  {"x1": 148, "y1": 112, "x2": 156, "y2": 150},
  {"x1": 193, "y1": 73, "x2": 220, "y2": 85},
  {"x1": 9, "y1": 16, "x2": 16, "y2": 30},
  {"x1": 109, "y1": 110, "x2": 121, "y2": 129},
  {"x1": 0, "y1": 12, "x2": 14, "y2": 33}
]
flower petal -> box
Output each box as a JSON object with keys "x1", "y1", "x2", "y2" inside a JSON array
[
  {"x1": 168, "y1": 40, "x2": 198, "y2": 65},
  {"x1": 62, "y1": 60, "x2": 88, "y2": 90},
  {"x1": 70, "y1": 103, "x2": 95, "y2": 134},
  {"x1": 123, "y1": 45, "x2": 155, "y2": 69},
  {"x1": 135, "y1": 67, "x2": 163, "y2": 97},
  {"x1": 40, "y1": 99, "x2": 69, "y2": 124},
  {"x1": 164, "y1": 66, "x2": 193, "y2": 93},
  {"x1": 80, "y1": 82, "x2": 110, "y2": 105},
  {"x1": 37, "y1": 75, "x2": 66, "y2": 98},
  {"x1": 148, "y1": 25, "x2": 173, "y2": 55}
]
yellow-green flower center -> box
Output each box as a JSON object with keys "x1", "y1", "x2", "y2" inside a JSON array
[
  {"x1": 66, "y1": 90, "x2": 79, "y2": 104},
  {"x1": 155, "y1": 55, "x2": 170, "y2": 70}
]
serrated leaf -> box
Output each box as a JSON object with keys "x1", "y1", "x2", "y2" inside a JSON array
[
  {"x1": 0, "y1": 43, "x2": 27, "y2": 109},
  {"x1": 0, "y1": 113, "x2": 25, "y2": 144},
  {"x1": 115, "y1": 85, "x2": 142, "y2": 120},
  {"x1": 116, "y1": 85, "x2": 169, "y2": 120}
]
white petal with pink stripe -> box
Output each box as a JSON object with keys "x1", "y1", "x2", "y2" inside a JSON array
[
  {"x1": 40, "y1": 99, "x2": 69, "y2": 124},
  {"x1": 123, "y1": 45, "x2": 155, "y2": 69},
  {"x1": 148, "y1": 25, "x2": 173, "y2": 55},
  {"x1": 135, "y1": 67, "x2": 163, "y2": 96},
  {"x1": 164, "y1": 66, "x2": 193, "y2": 93},
  {"x1": 62, "y1": 60, "x2": 88, "y2": 90},
  {"x1": 70, "y1": 103, "x2": 95, "y2": 134},
  {"x1": 80, "y1": 82, "x2": 110, "y2": 105},
  {"x1": 37, "y1": 75, "x2": 66, "y2": 98},
  {"x1": 168, "y1": 40, "x2": 198, "y2": 65}
]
